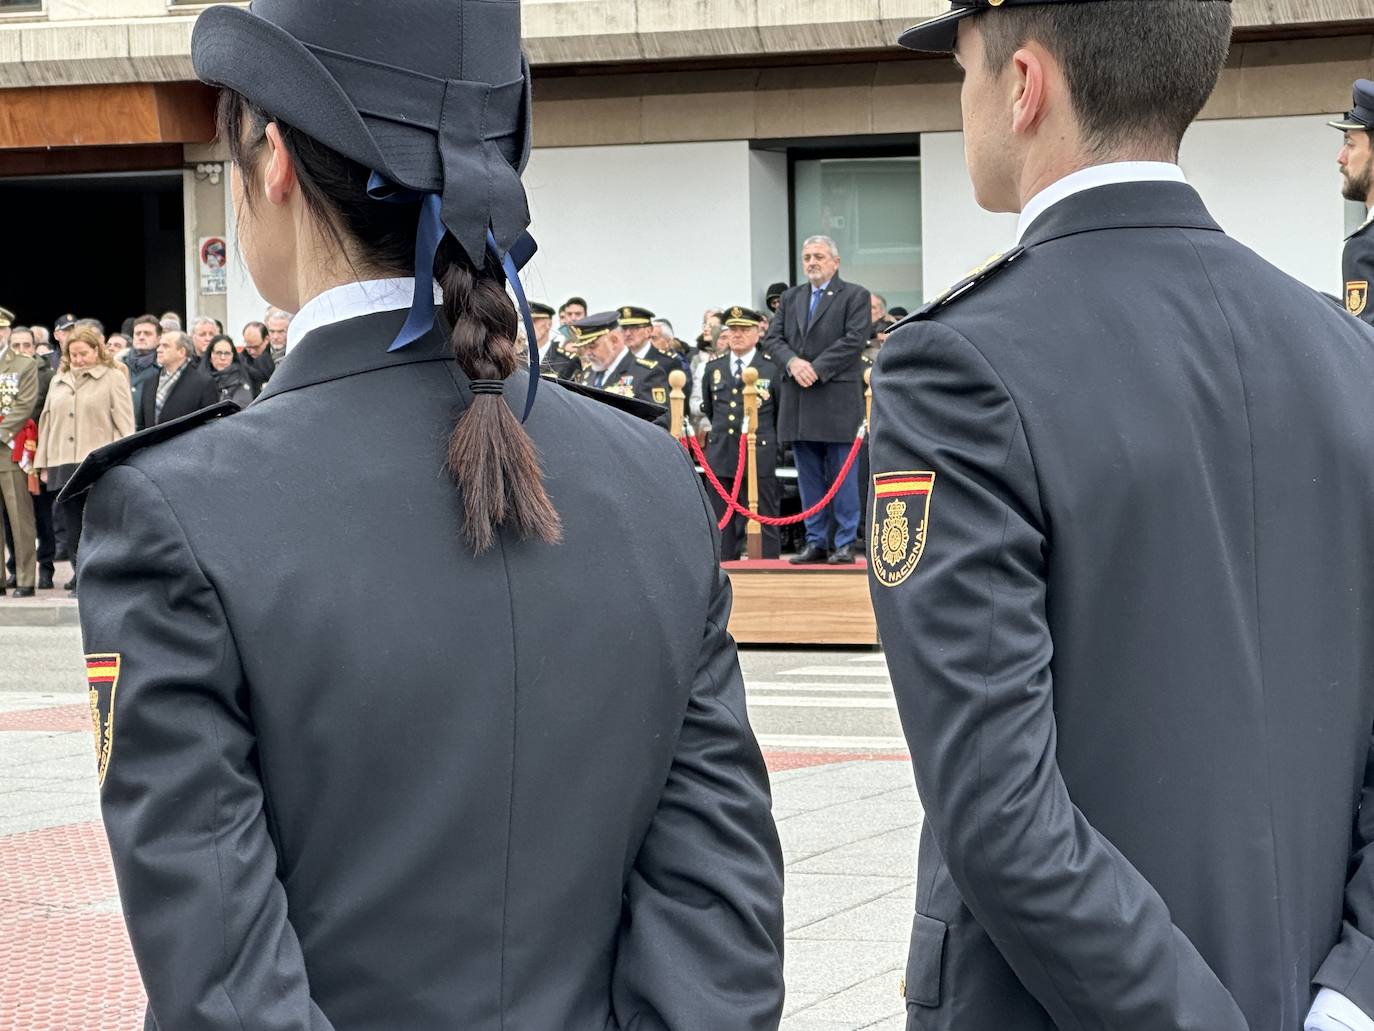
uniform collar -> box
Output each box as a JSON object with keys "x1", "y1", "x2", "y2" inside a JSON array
[
  {"x1": 1017, "y1": 179, "x2": 1222, "y2": 251},
  {"x1": 290, "y1": 277, "x2": 444, "y2": 352},
  {"x1": 1017, "y1": 162, "x2": 1188, "y2": 243},
  {"x1": 256, "y1": 308, "x2": 457, "y2": 404},
  {"x1": 729, "y1": 348, "x2": 757, "y2": 369}
]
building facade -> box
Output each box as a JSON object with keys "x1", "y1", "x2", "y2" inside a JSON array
[{"x1": 0, "y1": 0, "x2": 1370, "y2": 337}]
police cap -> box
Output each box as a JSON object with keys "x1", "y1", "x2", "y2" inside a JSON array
[
  {"x1": 898, "y1": 0, "x2": 1231, "y2": 55},
  {"x1": 617, "y1": 306, "x2": 655, "y2": 327},
  {"x1": 1330, "y1": 79, "x2": 1374, "y2": 132},
  {"x1": 569, "y1": 311, "x2": 620, "y2": 347},
  {"x1": 722, "y1": 306, "x2": 765, "y2": 328},
  {"x1": 528, "y1": 301, "x2": 556, "y2": 319},
  {"x1": 0, "y1": 307, "x2": 13, "y2": 329}
]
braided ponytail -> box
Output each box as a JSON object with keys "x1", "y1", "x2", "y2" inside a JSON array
[{"x1": 436, "y1": 238, "x2": 562, "y2": 554}]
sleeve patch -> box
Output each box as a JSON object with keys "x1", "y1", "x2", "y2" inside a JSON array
[
  {"x1": 870, "y1": 472, "x2": 935, "y2": 588},
  {"x1": 85, "y1": 653, "x2": 121, "y2": 787}
]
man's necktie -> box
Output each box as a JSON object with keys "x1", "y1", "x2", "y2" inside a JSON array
[
  {"x1": 594, "y1": 370, "x2": 605, "y2": 389},
  {"x1": 807, "y1": 287, "x2": 824, "y2": 326},
  {"x1": 733, "y1": 358, "x2": 744, "y2": 383}
]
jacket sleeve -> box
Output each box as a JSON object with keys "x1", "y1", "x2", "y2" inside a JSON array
[
  {"x1": 868, "y1": 321, "x2": 1248, "y2": 1031},
  {"x1": 111, "y1": 378, "x2": 136, "y2": 440},
  {"x1": 80, "y1": 463, "x2": 336, "y2": 1031},
  {"x1": 763, "y1": 297, "x2": 798, "y2": 371},
  {"x1": 809, "y1": 284, "x2": 870, "y2": 383},
  {"x1": 612, "y1": 456, "x2": 784, "y2": 1031},
  {"x1": 700, "y1": 366, "x2": 714, "y2": 422},
  {"x1": 1344, "y1": 234, "x2": 1374, "y2": 328},
  {"x1": 0, "y1": 359, "x2": 37, "y2": 445},
  {"x1": 1313, "y1": 731, "x2": 1374, "y2": 1014}
]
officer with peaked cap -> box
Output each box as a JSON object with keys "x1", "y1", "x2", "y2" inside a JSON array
[
  {"x1": 620, "y1": 303, "x2": 688, "y2": 402},
  {"x1": 701, "y1": 307, "x2": 781, "y2": 560},
  {"x1": 1332, "y1": 80, "x2": 1374, "y2": 326},
  {"x1": 570, "y1": 311, "x2": 671, "y2": 406},
  {"x1": 64, "y1": 3, "x2": 783, "y2": 1029},
  {"x1": 528, "y1": 299, "x2": 579, "y2": 379},
  {"x1": 0, "y1": 304, "x2": 38, "y2": 597},
  {"x1": 873, "y1": 2, "x2": 1374, "y2": 1030}
]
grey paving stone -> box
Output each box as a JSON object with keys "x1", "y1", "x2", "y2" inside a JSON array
[
  {"x1": 791, "y1": 886, "x2": 914, "y2": 943},
  {"x1": 783, "y1": 872, "x2": 908, "y2": 931},
  {"x1": 789, "y1": 824, "x2": 921, "y2": 877},
  {"x1": 788, "y1": 967, "x2": 906, "y2": 1025}
]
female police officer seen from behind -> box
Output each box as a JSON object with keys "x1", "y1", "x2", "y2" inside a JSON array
[{"x1": 62, "y1": 2, "x2": 784, "y2": 1029}]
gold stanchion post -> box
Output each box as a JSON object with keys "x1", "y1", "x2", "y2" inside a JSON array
[
  {"x1": 668, "y1": 369, "x2": 687, "y2": 440},
  {"x1": 865, "y1": 367, "x2": 873, "y2": 429},
  {"x1": 742, "y1": 367, "x2": 764, "y2": 560}
]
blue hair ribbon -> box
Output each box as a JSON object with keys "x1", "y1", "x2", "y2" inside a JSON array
[{"x1": 366, "y1": 171, "x2": 540, "y2": 422}]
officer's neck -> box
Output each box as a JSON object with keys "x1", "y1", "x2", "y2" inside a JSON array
[{"x1": 1016, "y1": 142, "x2": 1177, "y2": 213}]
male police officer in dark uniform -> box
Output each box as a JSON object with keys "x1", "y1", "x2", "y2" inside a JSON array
[
  {"x1": 571, "y1": 311, "x2": 670, "y2": 405},
  {"x1": 702, "y1": 307, "x2": 781, "y2": 560},
  {"x1": 875, "y1": 3, "x2": 1374, "y2": 1030},
  {"x1": 530, "y1": 300, "x2": 579, "y2": 379},
  {"x1": 64, "y1": 2, "x2": 784, "y2": 1029},
  {"x1": 1332, "y1": 80, "x2": 1374, "y2": 326}
]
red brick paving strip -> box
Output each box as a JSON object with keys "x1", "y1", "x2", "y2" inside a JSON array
[
  {"x1": 0, "y1": 704, "x2": 91, "y2": 733},
  {"x1": 763, "y1": 750, "x2": 908, "y2": 772},
  {"x1": 0, "y1": 822, "x2": 145, "y2": 1030}
]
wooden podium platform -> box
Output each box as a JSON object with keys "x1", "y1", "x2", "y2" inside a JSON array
[{"x1": 723, "y1": 559, "x2": 879, "y2": 646}]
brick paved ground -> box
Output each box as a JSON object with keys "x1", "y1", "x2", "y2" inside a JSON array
[{"x1": 1, "y1": 627, "x2": 920, "y2": 1031}]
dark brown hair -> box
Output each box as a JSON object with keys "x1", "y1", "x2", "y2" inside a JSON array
[
  {"x1": 217, "y1": 90, "x2": 560, "y2": 554},
  {"x1": 979, "y1": 0, "x2": 1232, "y2": 157}
]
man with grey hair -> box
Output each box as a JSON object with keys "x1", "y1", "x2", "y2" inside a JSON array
[
  {"x1": 138, "y1": 330, "x2": 218, "y2": 430},
  {"x1": 266, "y1": 308, "x2": 291, "y2": 363},
  {"x1": 762, "y1": 234, "x2": 871, "y2": 563}
]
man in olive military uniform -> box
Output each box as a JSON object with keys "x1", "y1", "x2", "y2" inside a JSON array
[
  {"x1": 873, "y1": 3, "x2": 1374, "y2": 1030},
  {"x1": 702, "y1": 307, "x2": 781, "y2": 560},
  {"x1": 530, "y1": 301, "x2": 580, "y2": 380},
  {"x1": 571, "y1": 311, "x2": 669, "y2": 405},
  {"x1": 1331, "y1": 79, "x2": 1374, "y2": 326},
  {"x1": 0, "y1": 306, "x2": 38, "y2": 597}
]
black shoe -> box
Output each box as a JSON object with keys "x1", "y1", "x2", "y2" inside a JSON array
[
  {"x1": 789, "y1": 542, "x2": 830, "y2": 564},
  {"x1": 37, "y1": 572, "x2": 53, "y2": 590},
  {"x1": 3, "y1": 575, "x2": 14, "y2": 589},
  {"x1": 828, "y1": 544, "x2": 858, "y2": 564},
  {"x1": 10, "y1": 587, "x2": 35, "y2": 599},
  {"x1": 63, "y1": 577, "x2": 77, "y2": 592}
]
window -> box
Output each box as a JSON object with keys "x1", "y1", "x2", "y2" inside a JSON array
[
  {"x1": 0, "y1": 0, "x2": 43, "y2": 13},
  {"x1": 792, "y1": 155, "x2": 922, "y2": 314}
]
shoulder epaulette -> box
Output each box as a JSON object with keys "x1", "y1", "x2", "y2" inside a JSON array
[
  {"x1": 891, "y1": 247, "x2": 1025, "y2": 331},
  {"x1": 635, "y1": 357, "x2": 657, "y2": 369},
  {"x1": 554, "y1": 378, "x2": 664, "y2": 422},
  {"x1": 58, "y1": 401, "x2": 239, "y2": 502}
]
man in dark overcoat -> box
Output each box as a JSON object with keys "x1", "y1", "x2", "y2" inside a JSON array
[
  {"x1": 762, "y1": 236, "x2": 870, "y2": 563},
  {"x1": 872, "y1": 2, "x2": 1374, "y2": 1030}
]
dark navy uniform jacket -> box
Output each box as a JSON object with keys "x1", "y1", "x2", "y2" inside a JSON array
[
  {"x1": 71, "y1": 309, "x2": 785, "y2": 1031},
  {"x1": 868, "y1": 181, "x2": 1374, "y2": 1031},
  {"x1": 701, "y1": 350, "x2": 780, "y2": 480},
  {"x1": 574, "y1": 348, "x2": 670, "y2": 406},
  {"x1": 1342, "y1": 214, "x2": 1374, "y2": 327}
]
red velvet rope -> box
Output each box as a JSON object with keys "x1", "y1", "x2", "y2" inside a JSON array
[{"x1": 684, "y1": 428, "x2": 866, "y2": 527}]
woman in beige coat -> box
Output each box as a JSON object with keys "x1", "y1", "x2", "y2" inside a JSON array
[{"x1": 35, "y1": 325, "x2": 135, "y2": 593}]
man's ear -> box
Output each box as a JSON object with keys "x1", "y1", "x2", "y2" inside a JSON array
[
  {"x1": 1010, "y1": 44, "x2": 1048, "y2": 137},
  {"x1": 262, "y1": 122, "x2": 298, "y2": 207}
]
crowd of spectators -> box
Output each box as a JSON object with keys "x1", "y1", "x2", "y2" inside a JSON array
[{"x1": 0, "y1": 306, "x2": 292, "y2": 596}]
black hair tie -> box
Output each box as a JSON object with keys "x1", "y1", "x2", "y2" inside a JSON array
[{"x1": 470, "y1": 380, "x2": 505, "y2": 396}]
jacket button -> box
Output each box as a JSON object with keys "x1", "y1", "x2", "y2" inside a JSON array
[{"x1": 730, "y1": 402, "x2": 737, "y2": 409}]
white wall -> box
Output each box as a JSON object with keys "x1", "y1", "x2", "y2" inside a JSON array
[
  {"x1": 1181, "y1": 114, "x2": 1344, "y2": 293},
  {"x1": 224, "y1": 183, "x2": 272, "y2": 343},
  {"x1": 749, "y1": 149, "x2": 791, "y2": 306},
  {"x1": 919, "y1": 131, "x2": 1018, "y2": 299},
  {"x1": 522, "y1": 140, "x2": 763, "y2": 337},
  {"x1": 921, "y1": 116, "x2": 1348, "y2": 299}
]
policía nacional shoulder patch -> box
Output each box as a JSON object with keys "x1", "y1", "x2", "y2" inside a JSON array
[
  {"x1": 85, "y1": 653, "x2": 121, "y2": 787},
  {"x1": 870, "y1": 472, "x2": 935, "y2": 588},
  {"x1": 1347, "y1": 280, "x2": 1368, "y2": 316}
]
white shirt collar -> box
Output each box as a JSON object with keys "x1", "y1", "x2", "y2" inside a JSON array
[
  {"x1": 730, "y1": 348, "x2": 757, "y2": 370},
  {"x1": 634, "y1": 341, "x2": 654, "y2": 360},
  {"x1": 289, "y1": 277, "x2": 444, "y2": 352},
  {"x1": 1016, "y1": 161, "x2": 1188, "y2": 243}
]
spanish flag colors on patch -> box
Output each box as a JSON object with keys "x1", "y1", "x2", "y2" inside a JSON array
[
  {"x1": 870, "y1": 472, "x2": 935, "y2": 589},
  {"x1": 85, "y1": 653, "x2": 121, "y2": 787}
]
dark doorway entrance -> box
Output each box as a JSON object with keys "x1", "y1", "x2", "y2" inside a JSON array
[{"x1": 0, "y1": 171, "x2": 184, "y2": 334}]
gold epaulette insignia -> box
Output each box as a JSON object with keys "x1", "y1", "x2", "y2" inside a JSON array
[
  {"x1": 894, "y1": 247, "x2": 1025, "y2": 329},
  {"x1": 636, "y1": 357, "x2": 656, "y2": 369}
]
